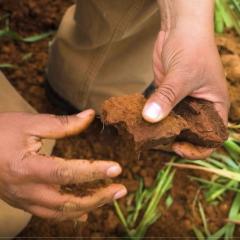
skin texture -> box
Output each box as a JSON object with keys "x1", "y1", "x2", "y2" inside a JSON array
[
  {"x1": 142, "y1": 0, "x2": 229, "y2": 159},
  {"x1": 0, "y1": 109, "x2": 127, "y2": 220}
]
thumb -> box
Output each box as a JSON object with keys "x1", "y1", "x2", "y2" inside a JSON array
[
  {"x1": 29, "y1": 109, "x2": 95, "y2": 139},
  {"x1": 142, "y1": 75, "x2": 189, "y2": 123}
]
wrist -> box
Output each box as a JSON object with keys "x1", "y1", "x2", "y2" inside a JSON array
[{"x1": 158, "y1": 0, "x2": 215, "y2": 35}]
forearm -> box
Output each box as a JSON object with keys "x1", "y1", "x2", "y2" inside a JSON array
[{"x1": 157, "y1": 0, "x2": 214, "y2": 33}]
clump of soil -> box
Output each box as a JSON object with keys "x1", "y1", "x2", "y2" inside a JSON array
[{"x1": 102, "y1": 94, "x2": 228, "y2": 151}]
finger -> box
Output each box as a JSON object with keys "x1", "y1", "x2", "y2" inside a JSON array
[
  {"x1": 142, "y1": 73, "x2": 190, "y2": 123},
  {"x1": 22, "y1": 183, "x2": 126, "y2": 213},
  {"x1": 27, "y1": 155, "x2": 123, "y2": 185},
  {"x1": 27, "y1": 109, "x2": 95, "y2": 139},
  {"x1": 172, "y1": 142, "x2": 214, "y2": 160},
  {"x1": 26, "y1": 205, "x2": 85, "y2": 221},
  {"x1": 59, "y1": 184, "x2": 127, "y2": 213},
  {"x1": 214, "y1": 101, "x2": 229, "y2": 126}
]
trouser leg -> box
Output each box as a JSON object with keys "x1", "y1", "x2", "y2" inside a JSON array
[
  {"x1": 0, "y1": 72, "x2": 55, "y2": 238},
  {"x1": 48, "y1": 0, "x2": 160, "y2": 113}
]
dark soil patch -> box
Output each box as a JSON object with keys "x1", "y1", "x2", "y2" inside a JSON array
[{"x1": 0, "y1": 0, "x2": 239, "y2": 239}]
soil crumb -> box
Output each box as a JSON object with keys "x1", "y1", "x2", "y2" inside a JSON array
[{"x1": 102, "y1": 94, "x2": 228, "y2": 151}]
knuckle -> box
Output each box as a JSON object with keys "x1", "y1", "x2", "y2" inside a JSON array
[
  {"x1": 9, "y1": 160, "x2": 25, "y2": 178},
  {"x1": 155, "y1": 84, "x2": 177, "y2": 106},
  {"x1": 61, "y1": 200, "x2": 83, "y2": 212},
  {"x1": 54, "y1": 165, "x2": 74, "y2": 184},
  {"x1": 55, "y1": 115, "x2": 71, "y2": 137},
  {"x1": 8, "y1": 186, "x2": 26, "y2": 203}
]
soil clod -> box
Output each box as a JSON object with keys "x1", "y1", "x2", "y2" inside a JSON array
[{"x1": 101, "y1": 93, "x2": 228, "y2": 151}]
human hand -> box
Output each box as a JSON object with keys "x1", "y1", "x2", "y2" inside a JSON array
[
  {"x1": 142, "y1": 29, "x2": 229, "y2": 159},
  {"x1": 0, "y1": 110, "x2": 127, "y2": 220}
]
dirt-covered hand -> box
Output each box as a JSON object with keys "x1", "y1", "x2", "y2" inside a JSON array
[
  {"x1": 142, "y1": 29, "x2": 229, "y2": 159},
  {"x1": 0, "y1": 110, "x2": 127, "y2": 220}
]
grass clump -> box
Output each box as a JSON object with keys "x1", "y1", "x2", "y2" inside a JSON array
[
  {"x1": 114, "y1": 161, "x2": 175, "y2": 240},
  {"x1": 172, "y1": 123, "x2": 240, "y2": 239},
  {"x1": 0, "y1": 15, "x2": 54, "y2": 43},
  {"x1": 193, "y1": 193, "x2": 240, "y2": 240},
  {"x1": 215, "y1": 0, "x2": 240, "y2": 35}
]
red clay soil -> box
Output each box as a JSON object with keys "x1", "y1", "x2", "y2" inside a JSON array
[
  {"x1": 102, "y1": 94, "x2": 228, "y2": 151},
  {"x1": 0, "y1": 0, "x2": 240, "y2": 239}
]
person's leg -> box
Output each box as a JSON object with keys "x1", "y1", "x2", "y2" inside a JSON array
[
  {"x1": 0, "y1": 72, "x2": 55, "y2": 238},
  {"x1": 48, "y1": 0, "x2": 160, "y2": 112}
]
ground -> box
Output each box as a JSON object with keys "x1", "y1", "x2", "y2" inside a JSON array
[{"x1": 0, "y1": 0, "x2": 240, "y2": 239}]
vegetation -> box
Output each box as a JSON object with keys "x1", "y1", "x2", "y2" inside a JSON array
[
  {"x1": 215, "y1": 0, "x2": 240, "y2": 35},
  {"x1": 114, "y1": 123, "x2": 240, "y2": 239},
  {"x1": 172, "y1": 124, "x2": 240, "y2": 239},
  {"x1": 114, "y1": 161, "x2": 175, "y2": 240},
  {"x1": 0, "y1": 14, "x2": 54, "y2": 69}
]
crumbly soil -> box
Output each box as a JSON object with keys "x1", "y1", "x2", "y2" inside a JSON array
[
  {"x1": 102, "y1": 94, "x2": 227, "y2": 151},
  {"x1": 0, "y1": 0, "x2": 240, "y2": 239}
]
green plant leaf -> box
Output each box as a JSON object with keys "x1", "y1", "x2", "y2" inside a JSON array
[
  {"x1": 198, "y1": 202, "x2": 211, "y2": 237},
  {"x1": 0, "y1": 27, "x2": 54, "y2": 43},
  {"x1": 22, "y1": 31, "x2": 54, "y2": 43},
  {"x1": 0, "y1": 63, "x2": 18, "y2": 69},
  {"x1": 193, "y1": 226, "x2": 206, "y2": 240},
  {"x1": 165, "y1": 195, "x2": 173, "y2": 208}
]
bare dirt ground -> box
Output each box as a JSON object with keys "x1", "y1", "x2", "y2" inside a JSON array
[{"x1": 0, "y1": 0, "x2": 240, "y2": 239}]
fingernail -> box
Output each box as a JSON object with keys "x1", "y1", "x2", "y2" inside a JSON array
[
  {"x1": 107, "y1": 165, "x2": 122, "y2": 177},
  {"x1": 77, "y1": 109, "x2": 94, "y2": 118},
  {"x1": 143, "y1": 102, "x2": 163, "y2": 122},
  {"x1": 114, "y1": 188, "x2": 127, "y2": 200}
]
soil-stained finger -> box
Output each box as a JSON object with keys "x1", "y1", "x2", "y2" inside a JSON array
[
  {"x1": 24, "y1": 184, "x2": 127, "y2": 216},
  {"x1": 59, "y1": 184, "x2": 127, "y2": 213},
  {"x1": 26, "y1": 154, "x2": 123, "y2": 185},
  {"x1": 27, "y1": 109, "x2": 95, "y2": 139},
  {"x1": 25, "y1": 205, "x2": 86, "y2": 221}
]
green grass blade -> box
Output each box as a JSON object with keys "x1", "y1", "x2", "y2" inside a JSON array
[
  {"x1": 215, "y1": 5, "x2": 225, "y2": 33},
  {"x1": 0, "y1": 27, "x2": 54, "y2": 43},
  {"x1": 219, "y1": 0, "x2": 235, "y2": 27},
  {"x1": 0, "y1": 63, "x2": 18, "y2": 69},
  {"x1": 208, "y1": 225, "x2": 226, "y2": 239},
  {"x1": 172, "y1": 163, "x2": 240, "y2": 181},
  {"x1": 113, "y1": 201, "x2": 128, "y2": 230},
  {"x1": 0, "y1": 28, "x2": 22, "y2": 41},
  {"x1": 207, "y1": 157, "x2": 228, "y2": 169},
  {"x1": 165, "y1": 195, "x2": 173, "y2": 208},
  {"x1": 22, "y1": 52, "x2": 33, "y2": 61},
  {"x1": 182, "y1": 159, "x2": 223, "y2": 169},
  {"x1": 22, "y1": 31, "x2": 54, "y2": 43},
  {"x1": 229, "y1": 193, "x2": 240, "y2": 219},
  {"x1": 193, "y1": 226, "x2": 206, "y2": 240},
  {"x1": 232, "y1": 0, "x2": 240, "y2": 13},
  {"x1": 212, "y1": 152, "x2": 239, "y2": 169},
  {"x1": 224, "y1": 140, "x2": 240, "y2": 161},
  {"x1": 198, "y1": 202, "x2": 211, "y2": 237}
]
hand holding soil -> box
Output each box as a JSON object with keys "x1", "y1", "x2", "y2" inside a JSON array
[
  {"x1": 142, "y1": 28, "x2": 229, "y2": 159},
  {"x1": 0, "y1": 110, "x2": 126, "y2": 220},
  {"x1": 102, "y1": 94, "x2": 228, "y2": 159}
]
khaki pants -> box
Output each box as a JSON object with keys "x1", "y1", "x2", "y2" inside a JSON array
[
  {"x1": 1, "y1": 0, "x2": 160, "y2": 237},
  {"x1": 48, "y1": 0, "x2": 160, "y2": 112},
  {"x1": 0, "y1": 72, "x2": 55, "y2": 238}
]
